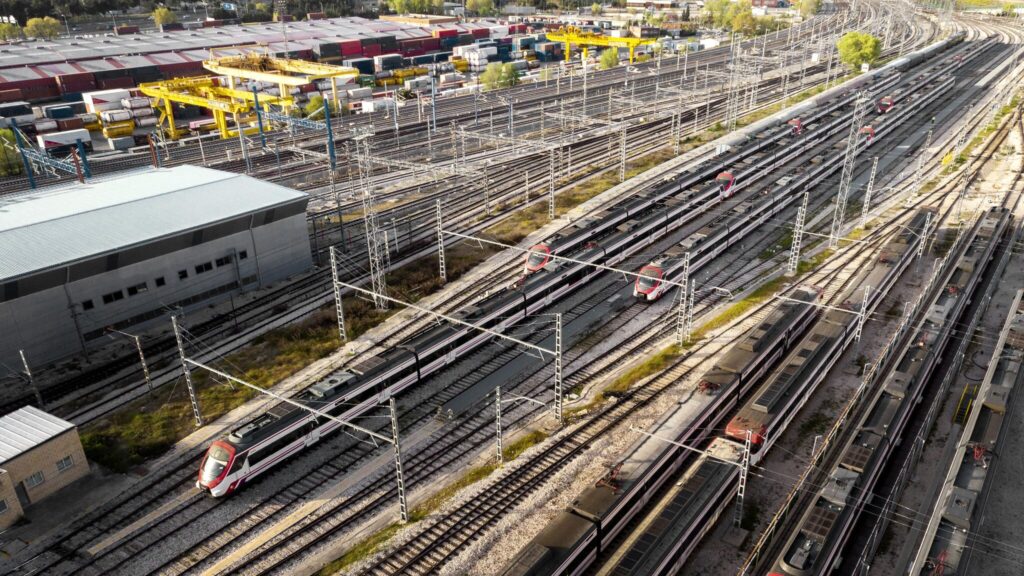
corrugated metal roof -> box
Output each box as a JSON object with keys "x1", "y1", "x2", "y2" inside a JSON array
[
  {"x1": 0, "y1": 406, "x2": 75, "y2": 465},
  {"x1": 0, "y1": 165, "x2": 308, "y2": 282}
]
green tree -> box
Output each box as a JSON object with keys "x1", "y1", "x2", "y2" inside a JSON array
[
  {"x1": 726, "y1": 0, "x2": 755, "y2": 34},
  {"x1": 799, "y1": 0, "x2": 821, "y2": 18},
  {"x1": 0, "y1": 22, "x2": 20, "y2": 41},
  {"x1": 599, "y1": 47, "x2": 619, "y2": 69},
  {"x1": 1002, "y1": 2, "x2": 1017, "y2": 16},
  {"x1": 305, "y1": 94, "x2": 338, "y2": 118},
  {"x1": 24, "y1": 16, "x2": 61, "y2": 39},
  {"x1": 591, "y1": 2, "x2": 602, "y2": 14},
  {"x1": 703, "y1": 0, "x2": 731, "y2": 27},
  {"x1": 152, "y1": 7, "x2": 177, "y2": 29},
  {"x1": 479, "y1": 62, "x2": 520, "y2": 90},
  {"x1": 837, "y1": 31, "x2": 881, "y2": 69},
  {"x1": 0, "y1": 128, "x2": 23, "y2": 176},
  {"x1": 466, "y1": 0, "x2": 494, "y2": 14}
]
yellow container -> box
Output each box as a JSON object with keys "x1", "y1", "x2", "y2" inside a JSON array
[{"x1": 102, "y1": 120, "x2": 134, "y2": 138}]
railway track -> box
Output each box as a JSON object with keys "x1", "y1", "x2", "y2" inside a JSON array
[{"x1": 0, "y1": 5, "x2": 937, "y2": 573}]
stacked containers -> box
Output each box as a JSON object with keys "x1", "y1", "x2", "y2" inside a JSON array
[
  {"x1": 83, "y1": 89, "x2": 132, "y2": 113},
  {"x1": 340, "y1": 39, "x2": 363, "y2": 57},
  {"x1": 373, "y1": 54, "x2": 404, "y2": 71},
  {"x1": 343, "y1": 58, "x2": 375, "y2": 75},
  {"x1": 55, "y1": 73, "x2": 97, "y2": 96}
]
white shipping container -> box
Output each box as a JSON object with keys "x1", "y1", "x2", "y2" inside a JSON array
[
  {"x1": 78, "y1": 112, "x2": 98, "y2": 124},
  {"x1": 32, "y1": 106, "x2": 43, "y2": 119},
  {"x1": 33, "y1": 119, "x2": 57, "y2": 132},
  {"x1": 37, "y1": 128, "x2": 90, "y2": 149},
  {"x1": 121, "y1": 96, "x2": 152, "y2": 109},
  {"x1": 347, "y1": 87, "x2": 373, "y2": 99},
  {"x1": 135, "y1": 117, "x2": 158, "y2": 127},
  {"x1": 83, "y1": 89, "x2": 132, "y2": 113},
  {"x1": 108, "y1": 136, "x2": 134, "y2": 150},
  {"x1": 130, "y1": 107, "x2": 154, "y2": 118},
  {"x1": 700, "y1": 38, "x2": 721, "y2": 49},
  {"x1": 100, "y1": 109, "x2": 132, "y2": 123}
]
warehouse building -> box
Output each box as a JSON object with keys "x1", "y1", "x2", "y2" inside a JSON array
[
  {"x1": 0, "y1": 407, "x2": 88, "y2": 530},
  {"x1": 0, "y1": 165, "x2": 312, "y2": 367}
]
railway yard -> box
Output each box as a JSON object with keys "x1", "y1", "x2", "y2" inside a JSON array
[{"x1": 2, "y1": 1, "x2": 1024, "y2": 576}]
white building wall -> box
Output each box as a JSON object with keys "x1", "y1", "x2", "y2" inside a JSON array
[{"x1": 0, "y1": 213, "x2": 311, "y2": 368}]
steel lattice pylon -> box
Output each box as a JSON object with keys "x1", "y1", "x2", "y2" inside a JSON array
[
  {"x1": 788, "y1": 190, "x2": 810, "y2": 275},
  {"x1": 354, "y1": 129, "x2": 389, "y2": 310},
  {"x1": 829, "y1": 94, "x2": 870, "y2": 248}
]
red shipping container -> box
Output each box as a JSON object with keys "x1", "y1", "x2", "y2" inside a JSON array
[
  {"x1": 307, "y1": 12, "x2": 326, "y2": 19},
  {"x1": 433, "y1": 29, "x2": 457, "y2": 38},
  {"x1": 399, "y1": 39, "x2": 421, "y2": 49},
  {"x1": 471, "y1": 28, "x2": 489, "y2": 39},
  {"x1": 57, "y1": 117, "x2": 85, "y2": 131},
  {"x1": 363, "y1": 44, "x2": 382, "y2": 57},
  {"x1": 98, "y1": 76, "x2": 135, "y2": 89},
  {"x1": 340, "y1": 40, "x2": 363, "y2": 55},
  {"x1": 157, "y1": 61, "x2": 206, "y2": 76},
  {"x1": 404, "y1": 49, "x2": 425, "y2": 57},
  {"x1": 422, "y1": 37, "x2": 441, "y2": 50},
  {"x1": 202, "y1": 20, "x2": 224, "y2": 28},
  {"x1": 56, "y1": 72, "x2": 97, "y2": 93},
  {"x1": 0, "y1": 89, "x2": 22, "y2": 103},
  {"x1": 6, "y1": 79, "x2": 58, "y2": 101}
]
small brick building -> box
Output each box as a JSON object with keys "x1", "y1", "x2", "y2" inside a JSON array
[{"x1": 0, "y1": 406, "x2": 88, "y2": 529}]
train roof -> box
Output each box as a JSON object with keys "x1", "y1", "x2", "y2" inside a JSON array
[{"x1": 751, "y1": 320, "x2": 845, "y2": 414}]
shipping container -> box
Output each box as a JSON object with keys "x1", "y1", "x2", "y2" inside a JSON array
[
  {"x1": 114, "y1": 25, "x2": 141, "y2": 35},
  {"x1": 100, "y1": 109, "x2": 133, "y2": 123},
  {"x1": 55, "y1": 72, "x2": 97, "y2": 94},
  {"x1": 0, "y1": 89, "x2": 23, "y2": 103},
  {"x1": 36, "y1": 128, "x2": 90, "y2": 151},
  {"x1": 130, "y1": 107, "x2": 154, "y2": 118},
  {"x1": 108, "y1": 136, "x2": 134, "y2": 150},
  {"x1": 56, "y1": 117, "x2": 85, "y2": 131},
  {"x1": 340, "y1": 40, "x2": 363, "y2": 56},
  {"x1": 44, "y1": 106, "x2": 74, "y2": 120},
  {"x1": 102, "y1": 120, "x2": 134, "y2": 138},
  {"x1": 0, "y1": 101, "x2": 34, "y2": 127},
  {"x1": 343, "y1": 58, "x2": 375, "y2": 75},
  {"x1": 122, "y1": 97, "x2": 152, "y2": 109},
  {"x1": 98, "y1": 76, "x2": 135, "y2": 90},
  {"x1": 33, "y1": 119, "x2": 57, "y2": 133},
  {"x1": 135, "y1": 116, "x2": 158, "y2": 127}
]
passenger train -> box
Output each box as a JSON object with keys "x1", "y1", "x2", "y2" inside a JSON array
[{"x1": 197, "y1": 35, "x2": 973, "y2": 498}]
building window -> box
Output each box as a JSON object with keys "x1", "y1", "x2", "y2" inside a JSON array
[
  {"x1": 195, "y1": 262, "x2": 213, "y2": 274},
  {"x1": 215, "y1": 255, "x2": 233, "y2": 267},
  {"x1": 178, "y1": 270, "x2": 188, "y2": 280},
  {"x1": 102, "y1": 290, "x2": 124, "y2": 305},
  {"x1": 81, "y1": 300, "x2": 94, "y2": 311},
  {"x1": 0, "y1": 498, "x2": 7, "y2": 515},
  {"x1": 126, "y1": 282, "x2": 148, "y2": 297},
  {"x1": 238, "y1": 250, "x2": 248, "y2": 260},
  {"x1": 24, "y1": 471, "x2": 44, "y2": 488},
  {"x1": 155, "y1": 277, "x2": 166, "y2": 287},
  {"x1": 56, "y1": 455, "x2": 74, "y2": 472}
]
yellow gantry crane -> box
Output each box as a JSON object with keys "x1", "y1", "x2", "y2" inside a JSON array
[
  {"x1": 138, "y1": 46, "x2": 359, "y2": 140},
  {"x1": 138, "y1": 76, "x2": 292, "y2": 140},
  {"x1": 546, "y1": 26, "x2": 658, "y2": 64}
]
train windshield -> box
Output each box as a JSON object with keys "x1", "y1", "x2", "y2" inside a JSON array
[
  {"x1": 525, "y1": 244, "x2": 551, "y2": 271},
  {"x1": 637, "y1": 267, "x2": 661, "y2": 291},
  {"x1": 201, "y1": 444, "x2": 231, "y2": 483}
]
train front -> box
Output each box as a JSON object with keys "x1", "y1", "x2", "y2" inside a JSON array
[
  {"x1": 633, "y1": 263, "x2": 664, "y2": 301},
  {"x1": 197, "y1": 440, "x2": 241, "y2": 497},
  {"x1": 523, "y1": 243, "x2": 552, "y2": 275}
]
